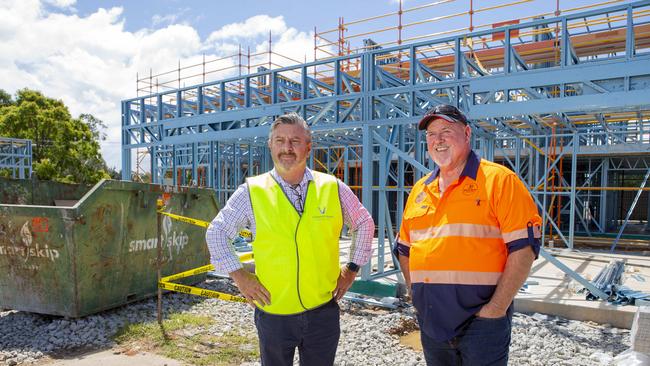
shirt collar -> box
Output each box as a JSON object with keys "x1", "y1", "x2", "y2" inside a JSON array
[
  {"x1": 270, "y1": 167, "x2": 313, "y2": 189},
  {"x1": 425, "y1": 150, "x2": 480, "y2": 185}
]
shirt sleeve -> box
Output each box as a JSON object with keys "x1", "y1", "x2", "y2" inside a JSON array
[
  {"x1": 338, "y1": 180, "x2": 374, "y2": 266},
  {"x1": 495, "y1": 173, "x2": 543, "y2": 258},
  {"x1": 205, "y1": 183, "x2": 254, "y2": 274},
  {"x1": 394, "y1": 202, "x2": 413, "y2": 258}
]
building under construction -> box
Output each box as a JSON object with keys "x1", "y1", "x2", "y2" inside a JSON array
[{"x1": 120, "y1": 0, "x2": 650, "y2": 282}]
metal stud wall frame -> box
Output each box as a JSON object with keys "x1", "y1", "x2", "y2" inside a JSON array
[
  {"x1": 123, "y1": 1, "x2": 650, "y2": 279},
  {"x1": 0, "y1": 137, "x2": 32, "y2": 179}
]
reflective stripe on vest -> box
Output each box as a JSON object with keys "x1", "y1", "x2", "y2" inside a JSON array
[{"x1": 248, "y1": 171, "x2": 343, "y2": 315}]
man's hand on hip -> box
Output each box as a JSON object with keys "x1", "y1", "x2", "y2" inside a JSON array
[
  {"x1": 230, "y1": 268, "x2": 271, "y2": 308},
  {"x1": 333, "y1": 265, "x2": 357, "y2": 301}
]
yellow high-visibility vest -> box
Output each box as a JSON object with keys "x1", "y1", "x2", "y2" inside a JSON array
[{"x1": 248, "y1": 171, "x2": 343, "y2": 315}]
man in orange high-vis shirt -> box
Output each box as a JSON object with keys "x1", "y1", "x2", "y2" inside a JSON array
[{"x1": 395, "y1": 104, "x2": 542, "y2": 366}]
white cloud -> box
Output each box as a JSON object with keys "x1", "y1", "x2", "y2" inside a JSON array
[
  {"x1": 43, "y1": 0, "x2": 76, "y2": 8},
  {"x1": 151, "y1": 13, "x2": 179, "y2": 27},
  {"x1": 0, "y1": 1, "x2": 332, "y2": 172},
  {"x1": 206, "y1": 15, "x2": 288, "y2": 42},
  {"x1": 151, "y1": 7, "x2": 190, "y2": 27}
]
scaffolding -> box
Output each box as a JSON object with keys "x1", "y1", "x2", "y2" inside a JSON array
[
  {"x1": 136, "y1": 33, "x2": 307, "y2": 97},
  {"x1": 313, "y1": 0, "x2": 634, "y2": 58},
  {"x1": 122, "y1": 0, "x2": 650, "y2": 280}
]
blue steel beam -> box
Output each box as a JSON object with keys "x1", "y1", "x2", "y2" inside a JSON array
[
  {"x1": 122, "y1": 1, "x2": 650, "y2": 278},
  {"x1": 0, "y1": 137, "x2": 32, "y2": 179}
]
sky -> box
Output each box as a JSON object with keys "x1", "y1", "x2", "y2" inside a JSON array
[{"x1": 0, "y1": 0, "x2": 635, "y2": 170}]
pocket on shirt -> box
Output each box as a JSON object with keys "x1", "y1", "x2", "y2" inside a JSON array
[{"x1": 403, "y1": 204, "x2": 430, "y2": 220}]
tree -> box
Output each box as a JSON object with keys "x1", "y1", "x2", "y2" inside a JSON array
[
  {"x1": 0, "y1": 89, "x2": 12, "y2": 107},
  {"x1": 0, "y1": 89, "x2": 110, "y2": 184},
  {"x1": 106, "y1": 166, "x2": 122, "y2": 180},
  {"x1": 79, "y1": 113, "x2": 107, "y2": 142}
]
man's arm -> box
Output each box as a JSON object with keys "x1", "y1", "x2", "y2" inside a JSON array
[
  {"x1": 398, "y1": 253, "x2": 411, "y2": 294},
  {"x1": 476, "y1": 246, "x2": 535, "y2": 318},
  {"x1": 333, "y1": 181, "x2": 375, "y2": 300},
  {"x1": 479, "y1": 174, "x2": 541, "y2": 317},
  {"x1": 205, "y1": 183, "x2": 270, "y2": 307}
]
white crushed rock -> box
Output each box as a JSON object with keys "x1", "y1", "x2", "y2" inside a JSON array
[{"x1": 0, "y1": 278, "x2": 631, "y2": 365}]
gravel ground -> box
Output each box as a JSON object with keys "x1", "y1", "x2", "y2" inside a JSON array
[{"x1": 0, "y1": 278, "x2": 631, "y2": 366}]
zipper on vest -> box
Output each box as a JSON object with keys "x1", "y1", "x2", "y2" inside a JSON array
[{"x1": 293, "y1": 183, "x2": 310, "y2": 311}]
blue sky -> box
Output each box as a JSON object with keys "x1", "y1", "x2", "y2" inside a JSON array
[
  {"x1": 68, "y1": 0, "x2": 626, "y2": 41},
  {"x1": 1, "y1": 0, "x2": 635, "y2": 170}
]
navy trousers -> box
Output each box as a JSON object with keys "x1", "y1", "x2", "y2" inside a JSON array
[
  {"x1": 254, "y1": 299, "x2": 340, "y2": 366},
  {"x1": 420, "y1": 315, "x2": 512, "y2": 366}
]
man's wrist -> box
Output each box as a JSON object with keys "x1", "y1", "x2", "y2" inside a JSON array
[
  {"x1": 229, "y1": 267, "x2": 248, "y2": 280},
  {"x1": 346, "y1": 262, "x2": 360, "y2": 273}
]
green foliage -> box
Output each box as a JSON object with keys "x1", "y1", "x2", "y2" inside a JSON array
[
  {"x1": 0, "y1": 89, "x2": 12, "y2": 107},
  {"x1": 33, "y1": 158, "x2": 57, "y2": 180},
  {"x1": 79, "y1": 113, "x2": 107, "y2": 142},
  {"x1": 0, "y1": 88, "x2": 112, "y2": 184}
]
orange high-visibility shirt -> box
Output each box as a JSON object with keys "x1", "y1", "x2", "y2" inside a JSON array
[{"x1": 396, "y1": 150, "x2": 542, "y2": 342}]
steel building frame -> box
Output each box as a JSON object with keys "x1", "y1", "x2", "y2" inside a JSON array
[
  {"x1": 0, "y1": 137, "x2": 32, "y2": 179},
  {"x1": 123, "y1": 1, "x2": 650, "y2": 279}
]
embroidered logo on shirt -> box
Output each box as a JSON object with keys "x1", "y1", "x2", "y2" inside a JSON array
[
  {"x1": 462, "y1": 182, "x2": 478, "y2": 196},
  {"x1": 415, "y1": 192, "x2": 426, "y2": 203},
  {"x1": 318, "y1": 206, "x2": 327, "y2": 214}
]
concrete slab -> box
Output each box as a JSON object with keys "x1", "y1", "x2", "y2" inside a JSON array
[{"x1": 515, "y1": 248, "x2": 650, "y2": 329}]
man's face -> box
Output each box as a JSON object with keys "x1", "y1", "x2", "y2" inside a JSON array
[
  {"x1": 268, "y1": 123, "x2": 312, "y2": 173},
  {"x1": 425, "y1": 118, "x2": 471, "y2": 169}
]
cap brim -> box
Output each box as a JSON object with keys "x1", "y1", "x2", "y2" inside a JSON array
[{"x1": 417, "y1": 114, "x2": 459, "y2": 130}]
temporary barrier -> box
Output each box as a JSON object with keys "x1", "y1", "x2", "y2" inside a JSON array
[{"x1": 158, "y1": 262, "x2": 248, "y2": 304}]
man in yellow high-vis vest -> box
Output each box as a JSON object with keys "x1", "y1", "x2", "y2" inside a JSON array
[{"x1": 206, "y1": 113, "x2": 375, "y2": 366}]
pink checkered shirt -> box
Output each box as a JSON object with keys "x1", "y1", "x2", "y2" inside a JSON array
[{"x1": 205, "y1": 168, "x2": 375, "y2": 274}]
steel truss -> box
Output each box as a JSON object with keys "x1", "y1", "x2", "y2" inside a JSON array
[
  {"x1": 0, "y1": 137, "x2": 32, "y2": 179},
  {"x1": 123, "y1": 1, "x2": 650, "y2": 279}
]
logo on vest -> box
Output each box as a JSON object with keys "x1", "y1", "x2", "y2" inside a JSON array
[
  {"x1": 313, "y1": 206, "x2": 333, "y2": 220},
  {"x1": 415, "y1": 192, "x2": 426, "y2": 203}
]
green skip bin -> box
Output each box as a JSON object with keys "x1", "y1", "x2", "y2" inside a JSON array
[{"x1": 0, "y1": 178, "x2": 217, "y2": 317}]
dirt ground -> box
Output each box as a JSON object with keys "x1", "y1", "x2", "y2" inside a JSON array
[{"x1": 36, "y1": 348, "x2": 184, "y2": 366}]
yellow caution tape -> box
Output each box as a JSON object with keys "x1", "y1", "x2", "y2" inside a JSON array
[
  {"x1": 159, "y1": 253, "x2": 253, "y2": 303},
  {"x1": 239, "y1": 229, "x2": 252, "y2": 239},
  {"x1": 155, "y1": 211, "x2": 254, "y2": 303},
  {"x1": 161, "y1": 264, "x2": 215, "y2": 282},
  {"x1": 158, "y1": 281, "x2": 246, "y2": 303},
  {"x1": 238, "y1": 252, "x2": 254, "y2": 262},
  {"x1": 160, "y1": 253, "x2": 253, "y2": 282},
  {"x1": 157, "y1": 212, "x2": 253, "y2": 241},
  {"x1": 157, "y1": 211, "x2": 210, "y2": 228}
]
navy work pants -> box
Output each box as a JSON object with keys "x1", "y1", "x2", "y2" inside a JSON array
[
  {"x1": 420, "y1": 315, "x2": 512, "y2": 366},
  {"x1": 254, "y1": 299, "x2": 340, "y2": 366}
]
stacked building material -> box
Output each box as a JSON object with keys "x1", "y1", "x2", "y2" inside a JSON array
[
  {"x1": 583, "y1": 260, "x2": 650, "y2": 306},
  {"x1": 585, "y1": 260, "x2": 626, "y2": 301}
]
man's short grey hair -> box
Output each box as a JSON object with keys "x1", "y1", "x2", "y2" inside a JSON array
[{"x1": 268, "y1": 113, "x2": 311, "y2": 141}]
